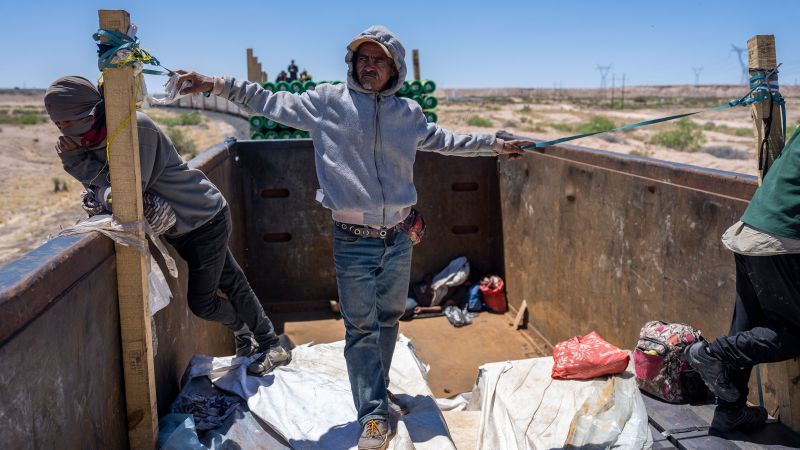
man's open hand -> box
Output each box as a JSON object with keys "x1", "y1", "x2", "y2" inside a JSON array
[{"x1": 174, "y1": 70, "x2": 215, "y2": 95}]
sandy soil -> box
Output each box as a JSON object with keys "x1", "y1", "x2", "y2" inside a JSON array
[{"x1": 1, "y1": 86, "x2": 797, "y2": 267}]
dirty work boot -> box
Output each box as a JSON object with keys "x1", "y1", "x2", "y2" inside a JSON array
[
  {"x1": 358, "y1": 418, "x2": 391, "y2": 450},
  {"x1": 247, "y1": 345, "x2": 291, "y2": 376},
  {"x1": 234, "y1": 325, "x2": 258, "y2": 358},
  {"x1": 387, "y1": 390, "x2": 409, "y2": 415},
  {"x1": 711, "y1": 405, "x2": 768, "y2": 433},
  {"x1": 683, "y1": 341, "x2": 740, "y2": 403}
]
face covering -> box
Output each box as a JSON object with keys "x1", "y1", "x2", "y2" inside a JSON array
[{"x1": 45, "y1": 77, "x2": 107, "y2": 150}]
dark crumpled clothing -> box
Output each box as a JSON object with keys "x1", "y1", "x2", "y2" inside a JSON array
[{"x1": 172, "y1": 393, "x2": 241, "y2": 431}]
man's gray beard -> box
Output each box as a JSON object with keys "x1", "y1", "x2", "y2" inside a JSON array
[{"x1": 362, "y1": 81, "x2": 373, "y2": 90}]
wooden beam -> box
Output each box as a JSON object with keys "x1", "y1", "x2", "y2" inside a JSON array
[
  {"x1": 98, "y1": 10, "x2": 158, "y2": 449},
  {"x1": 745, "y1": 34, "x2": 799, "y2": 432},
  {"x1": 412, "y1": 49, "x2": 421, "y2": 81},
  {"x1": 747, "y1": 35, "x2": 785, "y2": 183}
]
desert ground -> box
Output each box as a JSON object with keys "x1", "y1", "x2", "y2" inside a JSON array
[{"x1": 0, "y1": 84, "x2": 797, "y2": 266}]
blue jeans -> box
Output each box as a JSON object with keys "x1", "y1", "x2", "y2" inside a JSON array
[{"x1": 333, "y1": 225, "x2": 413, "y2": 424}]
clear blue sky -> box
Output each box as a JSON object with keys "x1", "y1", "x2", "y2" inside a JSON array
[{"x1": 2, "y1": 0, "x2": 800, "y2": 89}]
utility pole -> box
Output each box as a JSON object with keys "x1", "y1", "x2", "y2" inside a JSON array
[
  {"x1": 596, "y1": 64, "x2": 612, "y2": 91},
  {"x1": 731, "y1": 44, "x2": 748, "y2": 84},
  {"x1": 611, "y1": 73, "x2": 616, "y2": 108},
  {"x1": 412, "y1": 49, "x2": 421, "y2": 81},
  {"x1": 621, "y1": 73, "x2": 626, "y2": 110},
  {"x1": 692, "y1": 67, "x2": 704, "y2": 86},
  {"x1": 748, "y1": 35, "x2": 786, "y2": 183},
  {"x1": 97, "y1": 9, "x2": 158, "y2": 448}
]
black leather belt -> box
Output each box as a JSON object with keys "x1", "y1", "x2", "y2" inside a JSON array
[{"x1": 335, "y1": 221, "x2": 399, "y2": 242}]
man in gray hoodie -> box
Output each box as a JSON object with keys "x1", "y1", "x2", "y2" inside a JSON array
[{"x1": 177, "y1": 25, "x2": 529, "y2": 449}]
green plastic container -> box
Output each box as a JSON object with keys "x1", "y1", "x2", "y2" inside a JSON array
[
  {"x1": 411, "y1": 95, "x2": 423, "y2": 106},
  {"x1": 291, "y1": 130, "x2": 306, "y2": 139},
  {"x1": 398, "y1": 81, "x2": 411, "y2": 96},
  {"x1": 422, "y1": 80, "x2": 436, "y2": 94},
  {"x1": 250, "y1": 131, "x2": 265, "y2": 140},
  {"x1": 409, "y1": 80, "x2": 423, "y2": 95},
  {"x1": 289, "y1": 81, "x2": 304, "y2": 93},
  {"x1": 264, "y1": 119, "x2": 278, "y2": 130},
  {"x1": 276, "y1": 81, "x2": 290, "y2": 91},
  {"x1": 279, "y1": 130, "x2": 292, "y2": 139},
  {"x1": 249, "y1": 116, "x2": 266, "y2": 130},
  {"x1": 265, "y1": 130, "x2": 279, "y2": 140},
  {"x1": 263, "y1": 82, "x2": 276, "y2": 92},
  {"x1": 424, "y1": 111, "x2": 438, "y2": 123},
  {"x1": 420, "y1": 95, "x2": 438, "y2": 109},
  {"x1": 303, "y1": 80, "x2": 317, "y2": 91}
]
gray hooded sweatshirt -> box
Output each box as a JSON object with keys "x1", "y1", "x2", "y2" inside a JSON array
[{"x1": 218, "y1": 25, "x2": 498, "y2": 227}]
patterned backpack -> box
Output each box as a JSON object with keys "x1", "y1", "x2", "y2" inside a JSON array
[{"x1": 634, "y1": 321, "x2": 710, "y2": 403}]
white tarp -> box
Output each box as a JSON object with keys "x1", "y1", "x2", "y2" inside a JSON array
[
  {"x1": 185, "y1": 336, "x2": 455, "y2": 450},
  {"x1": 474, "y1": 357, "x2": 652, "y2": 449}
]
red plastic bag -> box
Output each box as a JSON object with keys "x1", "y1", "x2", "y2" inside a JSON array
[{"x1": 551, "y1": 331, "x2": 630, "y2": 380}]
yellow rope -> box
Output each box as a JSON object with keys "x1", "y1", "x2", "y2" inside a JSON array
[{"x1": 88, "y1": 72, "x2": 142, "y2": 189}]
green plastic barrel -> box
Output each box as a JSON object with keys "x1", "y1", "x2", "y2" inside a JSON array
[
  {"x1": 332, "y1": 80, "x2": 342, "y2": 85},
  {"x1": 263, "y1": 82, "x2": 275, "y2": 92},
  {"x1": 420, "y1": 95, "x2": 438, "y2": 109},
  {"x1": 276, "y1": 81, "x2": 290, "y2": 91},
  {"x1": 422, "y1": 80, "x2": 436, "y2": 94},
  {"x1": 265, "y1": 130, "x2": 279, "y2": 140},
  {"x1": 412, "y1": 95, "x2": 423, "y2": 106},
  {"x1": 264, "y1": 119, "x2": 278, "y2": 130},
  {"x1": 290, "y1": 81, "x2": 304, "y2": 93},
  {"x1": 250, "y1": 131, "x2": 265, "y2": 140},
  {"x1": 409, "y1": 80, "x2": 423, "y2": 95},
  {"x1": 291, "y1": 130, "x2": 306, "y2": 139},
  {"x1": 424, "y1": 111, "x2": 438, "y2": 123},
  {"x1": 249, "y1": 116, "x2": 266, "y2": 130},
  {"x1": 279, "y1": 130, "x2": 292, "y2": 139},
  {"x1": 303, "y1": 80, "x2": 317, "y2": 91},
  {"x1": 398, "y1": 81, "x2": 411, "y2": 96}
]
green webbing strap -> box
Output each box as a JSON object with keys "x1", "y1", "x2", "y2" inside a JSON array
[
  {"x1": 521, "y1": 65, "x2": 785, "y2": 151},
  {"x1": 93, "y1": 29, "x2": 170, "y2": 76}
]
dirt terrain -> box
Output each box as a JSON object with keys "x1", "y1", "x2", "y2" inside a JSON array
[{"x1": 0, "y1": 85, "x2": 797, "y2": 266}]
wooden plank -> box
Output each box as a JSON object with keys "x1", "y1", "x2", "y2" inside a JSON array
[
  {"x1": 747, "y1": 35, "x2": 785, "y2": 183},
  {"x1": 412, "y1": 49, "x2": 421, "y2": 81},
  {"x1": 246, "y1": 48, "x2": 256, "y2": 82},
  {"x1": 98, "y1": 9, "x2": 158, "y2": 449},
  {"x1": 511, "y1": 299, "x2": 527, "y2": 329},
  {"x1": 745, "y1": 35, "x2": 800, "y2": 433}
]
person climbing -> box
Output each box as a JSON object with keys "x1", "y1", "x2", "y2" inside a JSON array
[{"x1": 43, "y1": 76, "x2": 291, "y2": 377}]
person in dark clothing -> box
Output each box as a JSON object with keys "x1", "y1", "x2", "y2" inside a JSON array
[
  {"x1": 43, "y1": 76, "x2": 290, "y2": 376},
  {"x1": 685, "y1": 127, "x2": 800, "y2": 433},
  {"x1": 287, "y1": 59, "x2": 298, "y2": 81},
  {"x1": 276, "y1": 70, "x2": 288, "y2": 82}
]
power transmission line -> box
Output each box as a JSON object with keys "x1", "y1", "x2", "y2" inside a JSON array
[
  {"x1": 596, "y1": 64, "x2": 612, "y2": 90},
  {"x1": 692, "y1": 67, "x2": 704, "y2": 86},
  {"x1": 731, "y1": 44, "x2": 748, "y2": 84}
]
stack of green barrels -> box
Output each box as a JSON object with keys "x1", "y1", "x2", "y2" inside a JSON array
[
  {"x1": 249, "y1": 78, "x2": 438, "y2": 140},
  {"x1": 249, "y1": 80, "x2": 343, "y2": 140},
  {"x1": 397, "y1": 79, "x2": 438, "y2": 123}
]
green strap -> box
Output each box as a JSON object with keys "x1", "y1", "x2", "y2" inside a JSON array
[
  {"x1": 93, "y1": 29, "x2": 170, "y2": 76},
  {"x1": 521, "y1": 66, "x2": 784, "y2": 151}
]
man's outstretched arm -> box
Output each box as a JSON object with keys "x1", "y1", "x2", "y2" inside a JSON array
[{"x1": 175, "y1": 70, "x2": 321, "y2": 132}]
